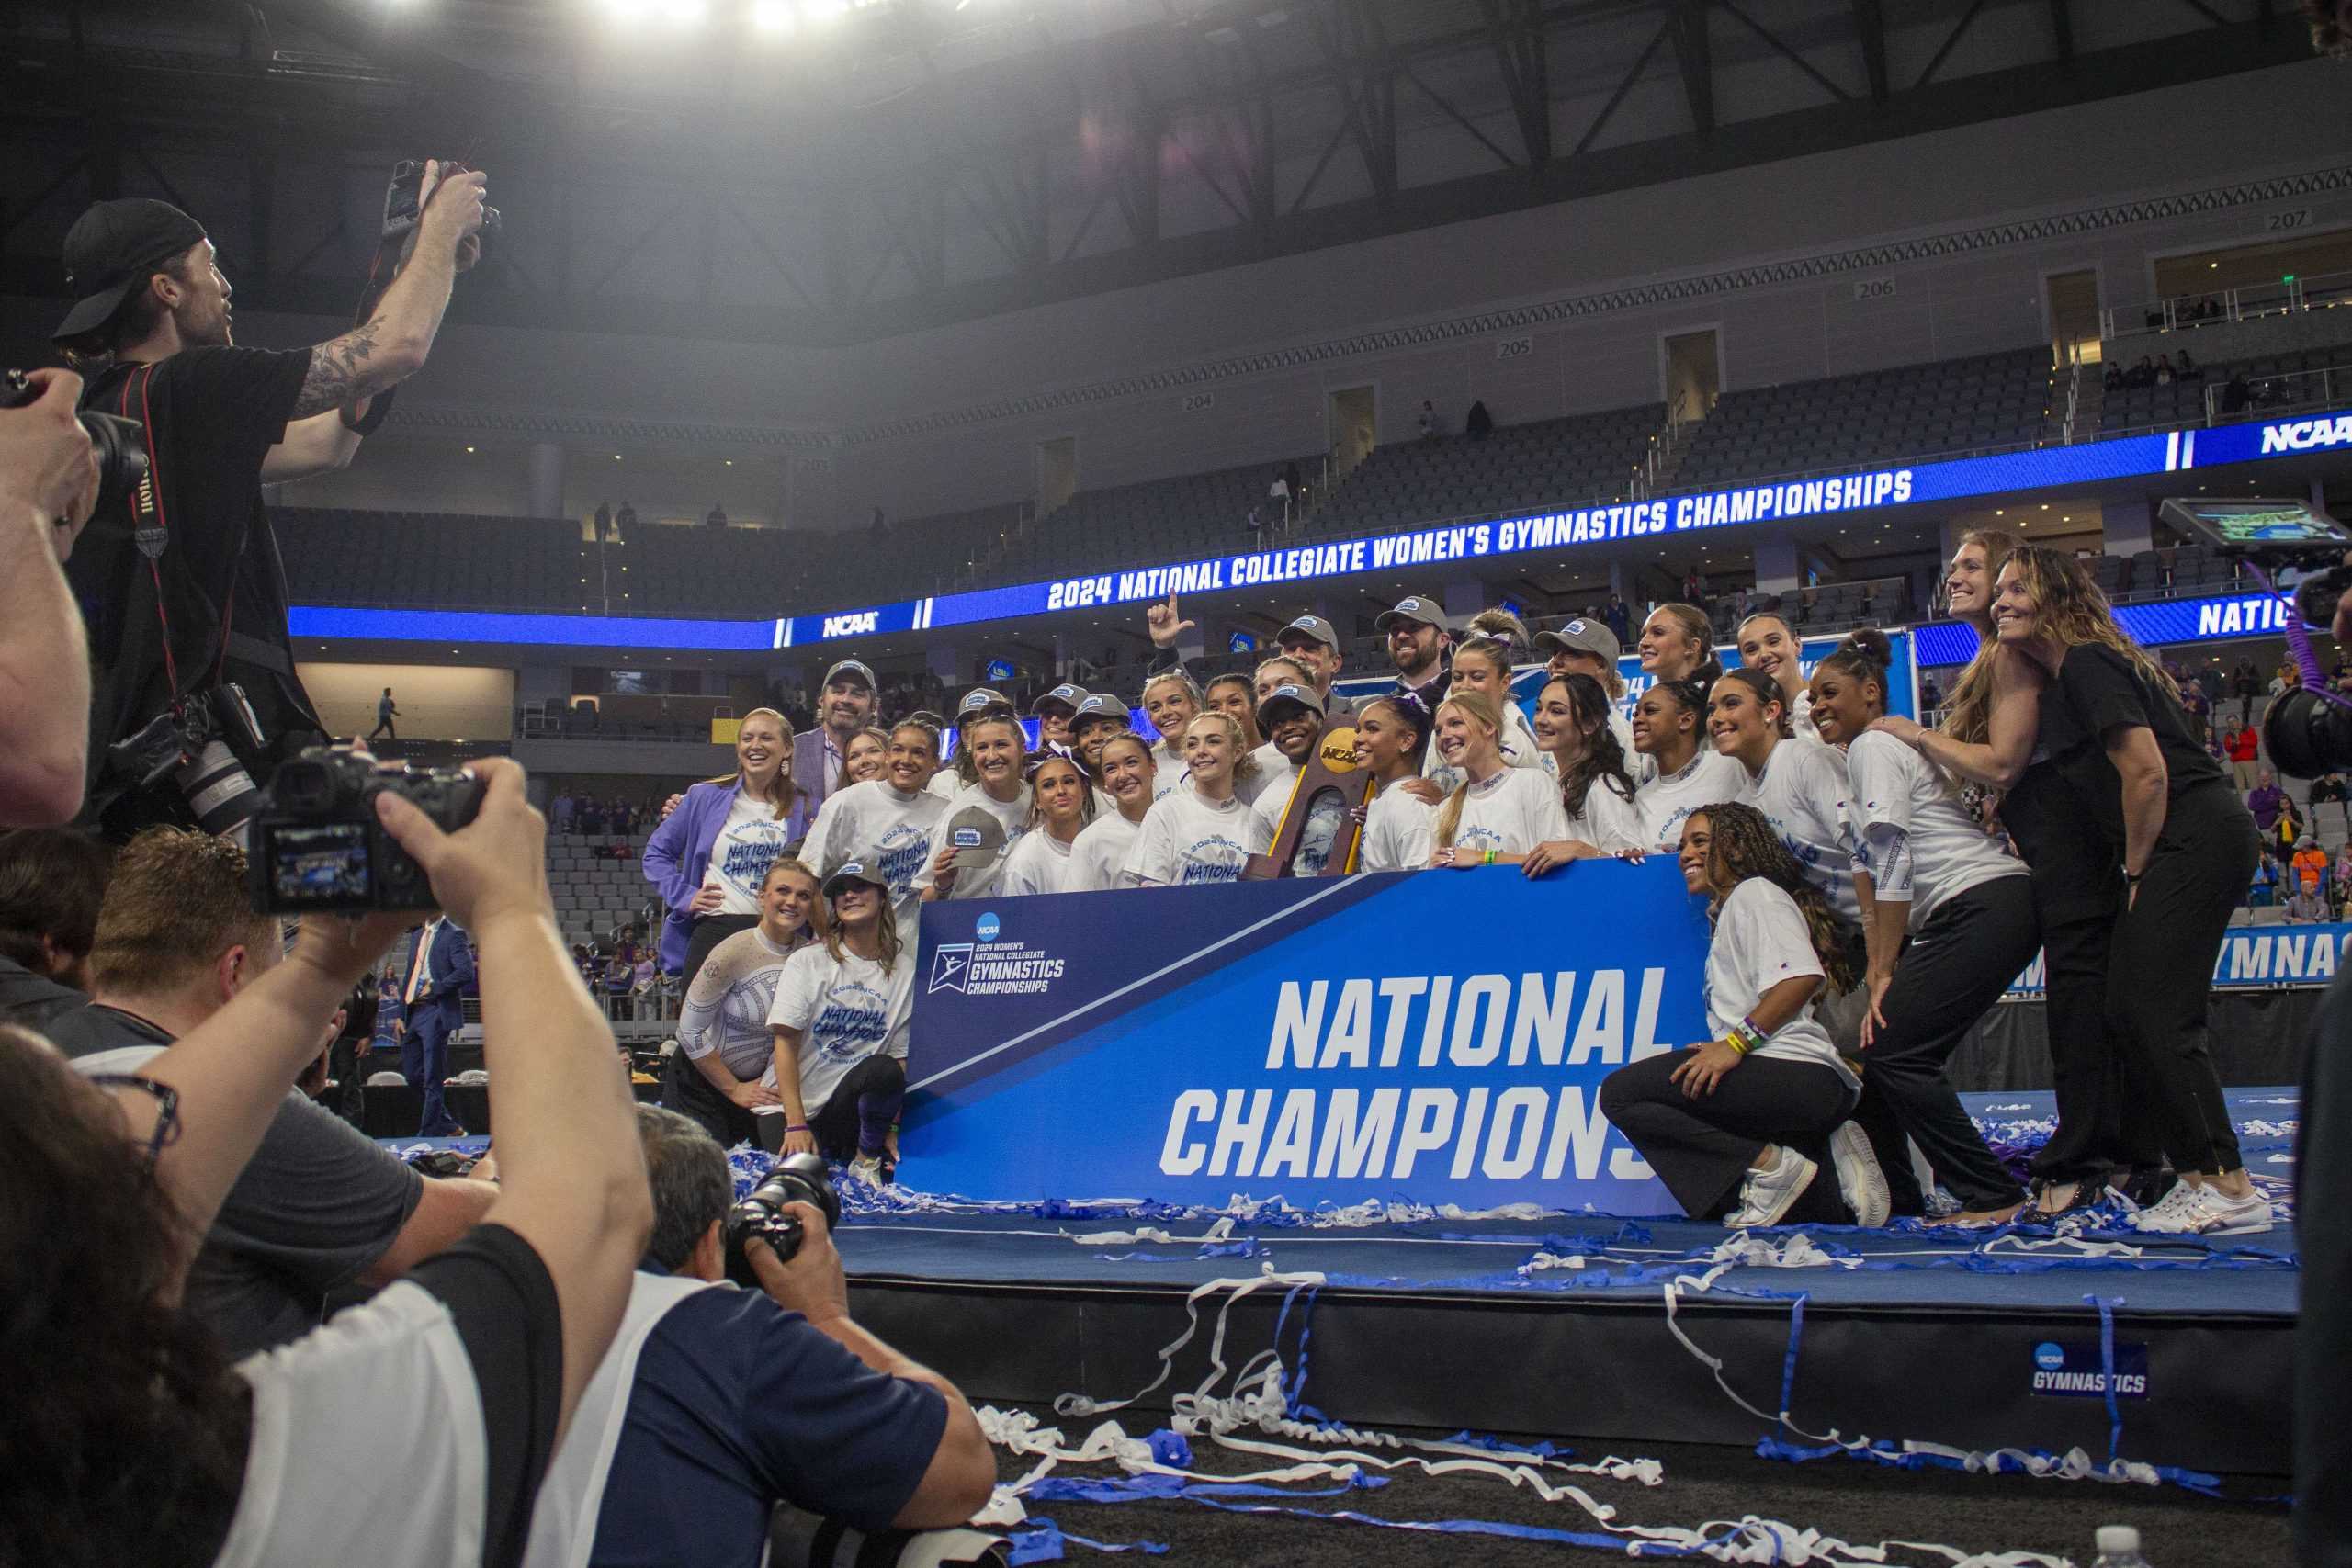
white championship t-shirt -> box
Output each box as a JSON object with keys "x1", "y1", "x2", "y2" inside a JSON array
[
  {"x1": 808, "y1": 779, "x2": 946, "y2": 927},
  {"x1": 1843, "y1": 730, "x2": 2027, "y2": 930},
  {"x1": 1704, "y1": 878, "x2": 1858, "y2": 1095},
  {"x1": 1124, "y1": 781, "x2": 1272, "y2": 886},
  {"x1": 764, "y1": 944, "x2": 914, "y2": 1117},
  {"x1": 1069, "y1": 811, "x2": 1145, "y2": 891},
  {"x1": 1441, "y1": 766, "x2": 1569, "y2": 858},
  {"x1": 1560, "y1": 774, "x2": 1644, "y2": 855},
  {"x1": 1635, "y1": 749, "x2": 1746, "y2": 854},
  {"x1": 1736, "y1": 738, "x2": 1861, "y2": 925},
  {"x1": 1357, "y1": 784, "x2": 1435, "y2": 873},
  {"x1": 924, "y1": 768, "x2": 960, "y2": 802},
  {"x1": 675, "y1": 926, "x2": 799, "y2": 1080},
  {"x1": 1000, "y1": 827, "x2": 1080, "y2": 896},
  {"x1": 1250, "y1": 779, "x2": 1352, "y2": 874},
  {"x1": 912, "y1": 782, "x2": 1032, "y2": 903},
  {"x1": 1246, "y1": 746, "x2": 1295, "y2": 809},
  {"x1": 706, "y1": 788, "x2": 796, "y2": 917}
]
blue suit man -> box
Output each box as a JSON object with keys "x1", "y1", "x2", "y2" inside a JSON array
[{"x1": 391, "y1": 918, "x2": 474, "y2": 1135}]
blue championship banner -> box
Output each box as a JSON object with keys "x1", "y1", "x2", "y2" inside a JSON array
[
  {"x1": 2007, "y1": 920, "x2": 2352, "y2": 996},
  {"x1": 905, "y1": 861, "x2": 1713, "y2": 1213}
]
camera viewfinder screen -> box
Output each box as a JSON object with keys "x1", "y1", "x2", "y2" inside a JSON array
[
  {"x1": 2163, "y1": 498, "x2": 2352, "y2": 549},
  {"x1": 266, "y1": 822, "x2": 373, "y2": 908}
]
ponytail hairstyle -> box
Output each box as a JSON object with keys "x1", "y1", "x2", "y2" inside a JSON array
[
  {"x1": 1456, "y1": 607, "x2": 1529, "y2": 671},
  {"x1": 1253, "y1": 654, "x2": 1311, "y2": 692},
  {"x1": 1696, "y1": 801, "x2": 1860, "y2": 996},
  {"x1": 1713, "y1": 667, "x2": 1792, "y2": 740},
  {"x1": 1430, "y1": 690, "x2": 1506, "y2": 850},
  {"x1": 1939, "y1": 528, "x2": 2019, "y2": 746},
  {"x1": 1735, "y1": 607, "x2": 1803, "y2": 698},
  {"x1": 1093, "y1": 729, "x2": 1159, "y2": 789},
  {"x1": 1813, "y1": 628, "x2": 1892, "y2": 717},
  {"x1": 706, "y1": 706, "x2": 799, "y2": 819},
  {"x1": 1640, "y1": 677, "x2": 1713, "y2": 760},
  {"x1": 1647, "y1": 603, "x2": 1724, "y2": 688},
  {"x1": 1542, "y1": 674, "x2": 1635, "y2": 817},
  {"x1": 1357, "y1": 694, "x2": 1432, "y2": 769},
  {"x1": 1024, "y1": 751, "x2": 1099, "y2": 831},
  {"x1": 1186, "y1": 709, "x2": 1261, "y2": 784},
  {"x1": 822, "y1": 878, "x2": 903, "y2": 976}
]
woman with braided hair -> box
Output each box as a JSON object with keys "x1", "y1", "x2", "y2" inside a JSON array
[
  {"x1": 1600, "y1": 804, "x2": 1885, "y2": 1228},
  {"x1": 1631, "y1": 678, "x2": 1743, "y2": 853}
]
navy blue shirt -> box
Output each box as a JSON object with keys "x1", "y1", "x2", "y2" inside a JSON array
[{"x1": 588, "y1": 1274, "x2": 949, "y2": 1566}]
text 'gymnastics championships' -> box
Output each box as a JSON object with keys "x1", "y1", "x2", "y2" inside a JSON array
[{"x1": 1044, "y1": 470, "x2": 1917, "y2": 611}]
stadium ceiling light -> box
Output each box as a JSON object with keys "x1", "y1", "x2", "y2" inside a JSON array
[{"x1": 751, "y1": 0, "x2": 795, "y2": 31}]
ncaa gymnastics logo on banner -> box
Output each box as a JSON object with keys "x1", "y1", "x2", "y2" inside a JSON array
[{"x1": 928, "y1": 908, "x2": 1064, "y2": 998}]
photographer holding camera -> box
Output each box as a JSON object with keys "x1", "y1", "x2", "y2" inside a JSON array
[
  {"x1": 0, "y1": 366, "x2": 100, "y2": 827},
  {"x1": 1, "y1": 757, "x2": 651, "y2": 1568},
  {"x1": 51, "y1": 166, "x2": 487, "y2": 842},
  {"x1": 523, "y1": 1106, "x2": 993, "y2": 1567}
]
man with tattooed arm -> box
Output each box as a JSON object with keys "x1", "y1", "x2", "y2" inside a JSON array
[{"x1": 50, "y1": 164, "x2": 488, "y2": 838}]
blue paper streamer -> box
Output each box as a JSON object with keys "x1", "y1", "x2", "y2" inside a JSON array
[{"x1": 1004, "y1": 1516, "x2": 1169, "y2": 1562}]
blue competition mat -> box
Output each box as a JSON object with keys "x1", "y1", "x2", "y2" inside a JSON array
[{"x1": 379, "y1": 1089, "x2": 2301, "y2": 1316}]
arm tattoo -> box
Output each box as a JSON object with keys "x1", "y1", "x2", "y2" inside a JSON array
[{"x1": 290, "y1": 321, "x2": 387, "y2": 419}]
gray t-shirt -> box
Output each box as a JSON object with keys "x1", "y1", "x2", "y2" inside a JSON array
[{"x1": 56, "y1": 1004, "x2": 424, "y2": 1359}]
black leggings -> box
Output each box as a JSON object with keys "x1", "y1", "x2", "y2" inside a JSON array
[
  {"x1": 661, "y1": 1045, "x2": 761, "y2": 1149},
  {"x1": 1849, "y1": 876, "x2": 2041, "y2": 1213},
  {"x1": 1600, "y1": 1049, "x2": 1857, "y2": 1224},
  {"x1": 2104, "y1": 785, "x2": 2256, "y2": 1175},
  {"x1": 757, "y1": 1054, "x2": 908, "y2": 1161}
]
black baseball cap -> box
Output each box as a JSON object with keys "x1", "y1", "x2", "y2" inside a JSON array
[{"x1": 53, "y1": 199, "x2": 209, "y2": 344}]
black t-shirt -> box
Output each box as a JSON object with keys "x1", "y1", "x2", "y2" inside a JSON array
[
  {"x1": 2035, "y1": 642, "x2": 2232, "y2": 852},
  {"x1": 0, "y1": 954, "x2": 87, "y2": 1034},
  {"x1": 70, "y1": 346, "x2": 319, "y2": 764}
]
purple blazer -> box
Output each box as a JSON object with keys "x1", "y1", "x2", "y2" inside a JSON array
[{"x1": 643, "y1": 778, "x2": 813, "y2": 973}]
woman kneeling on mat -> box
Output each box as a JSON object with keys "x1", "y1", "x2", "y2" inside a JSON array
[
  {"x1": 662, "y1": 858, "x2": 826, "y2": 1148},
  {"x1": 765, "y1": 860, "x2": 913, "y2": 1186},
  {"x1": 1600, "y1": 805, "x2": 1883, "y2": 1228}
]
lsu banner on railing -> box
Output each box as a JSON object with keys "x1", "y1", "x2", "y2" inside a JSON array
[
  {"x1": 2005, "y1": 919, "x2": 2352, "y2": 996},
  {"x1": 905, "y1": 862, "x2": 1710, "y2": 1213}
]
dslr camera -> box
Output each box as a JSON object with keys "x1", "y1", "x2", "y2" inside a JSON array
[
  {"x1": 2160, "y1": 496, "x2": 2352, "y2": 777},
  {"x1": 723, "y1": 1152, "x2": 839, "y2": 1288},
  {"x1": 2, "y1": 367, "x2": 148, "y2": 522},
  {"x1": 248, "y1": 744, "x2": 483, "y2": 913}
]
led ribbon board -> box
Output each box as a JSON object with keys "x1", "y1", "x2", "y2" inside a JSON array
[{"x1": 293, "y1": 408, "x2": 2352, "y2": 650}]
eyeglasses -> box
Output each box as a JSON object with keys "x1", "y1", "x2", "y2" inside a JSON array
[{"x1": 86, "y1": 1074, "x2": 183, "y2": 1168}]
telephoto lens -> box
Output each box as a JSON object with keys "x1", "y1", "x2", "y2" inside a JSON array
[
  {"x1": 2264, "y1": 684, "x2": 2352, "y2": 779},
  {"x1": 721, "y1": 1152, "x2": 839, "y2": 1287}
]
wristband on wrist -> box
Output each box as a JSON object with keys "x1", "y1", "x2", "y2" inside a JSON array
[
  {"x1": 1728, "y1": 1016, "x2": 1769, "y2": 1055},
  {"x1": 786, "y1": 1122, "x2": 809, "y2": 1132},
  {"x1": 1483, "y1": 848, "x2": 1498, "y2": 866}
]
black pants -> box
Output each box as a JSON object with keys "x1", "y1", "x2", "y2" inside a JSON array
[
  {"x1": 759, "y1": 1054, "x2": 908, "y2": 1162},
  {"x1": 368, "y1": 717, "x2": 396, "y2": 740},
  {"x1": 1850, "y1": 876, "x2": 2041, "y2": 1213},
  {"x1": 682, "y1": 914, "x2": 758, "y2": 996},
  {"x1": 2296, "y1": 965, "x2": 2352, "y2": 1567},
  {"x1": 2010, "y1": 783, "x2": 2156, "y2": 1188},
  {"x1": 1600, "y1": 1049, "x2": 1856, "y2": 1223},
  {"x1": 662, "y1": 1045, "x2": 761, "y2": 1149},
  {"x1": 2106, "y1": 785, "x2": 2256, "y2": 1175}
]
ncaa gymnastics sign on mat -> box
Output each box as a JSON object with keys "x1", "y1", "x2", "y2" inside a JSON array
[{"x1": 903, "y1": 861, "x2": 1713, "y2": 1213}]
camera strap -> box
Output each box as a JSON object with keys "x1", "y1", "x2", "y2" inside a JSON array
[{"x1": 116, "y1": 361, "x2": 253, "y2": 702}]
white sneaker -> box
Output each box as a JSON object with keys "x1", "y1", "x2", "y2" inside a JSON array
[
  {"x1": 1826, "y1": 1122, "x2": 1891, "y2": 1227},
  {"x1": 847, "y1": 1154, "x2": 887, "y2": 1188},
  {"x1": 1726, "y1": 1147, "x2": 1819, "y2": 1228},
  {"x1": 2172, "y1": 1186, "x2": 2274, "y2": 1236},
  {"x1": 2127, "y1": 1179, "x2": 2206, "y2": 1234}
]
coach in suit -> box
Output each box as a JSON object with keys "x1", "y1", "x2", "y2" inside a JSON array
[
  {"x1": 390, "y1": 915, "x2": 474, "y2": 1135},
  {"x1": 792, "y1": 659, "x2": 878, "y2": 807}
]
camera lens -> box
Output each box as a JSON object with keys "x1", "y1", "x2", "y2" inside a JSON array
[
  {"x1": 79, "y1": 412, "x2": 149, "y2": 521},
  {"x1": 2263, "y1": 687, "x2": 2352, "y2": 778}
]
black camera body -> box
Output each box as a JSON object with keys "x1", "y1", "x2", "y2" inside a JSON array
[
  {"x1": 722, "y1": 1153, "x2": 839, "y2": 1288},
  {"x1": 248, "y1": 745, "x2": 483, "y2": 913},
  {"x1": 107, "y1": 682, "x2": 266, "y2": 792},
  {"x1": 384, "y1": 159, "x2": 502, "y2": 246},
  {"x1": 2158, "y1": 497, "x2": 2352, "y2": 778},
  {"x1": 3, "y1": 367, "x2": 148, "y2": 522}
]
